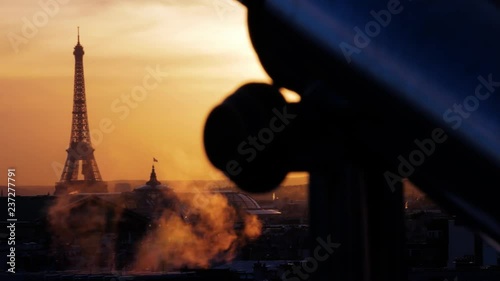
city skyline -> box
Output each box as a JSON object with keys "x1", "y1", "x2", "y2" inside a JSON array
[{"x1": 1, "y1": 0, "x2": 303, "y2": 186}]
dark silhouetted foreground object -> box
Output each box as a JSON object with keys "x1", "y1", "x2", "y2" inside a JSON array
[
  {"x1": 204, "y1": 83, "x2": 294, "y2": 193},
  {"x1": 204, "y1": 1, "x2": 500, "y2": 281}
]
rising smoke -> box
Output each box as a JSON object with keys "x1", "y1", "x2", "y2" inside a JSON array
[
  {"x1": 46, "y1": 184, "x2": 262, "y2": 272},
  {"x1": 132, "y1": 184, "x2": 262, "y2": 271}
]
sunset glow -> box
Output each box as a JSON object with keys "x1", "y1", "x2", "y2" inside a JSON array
[{"x1": 1, "y1": 0, "x2": 280, "y2": 186}]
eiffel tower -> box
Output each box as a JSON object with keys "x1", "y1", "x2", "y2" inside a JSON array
[{"x1": 54, "y1": 28, "x2": 107, "y2": 195}]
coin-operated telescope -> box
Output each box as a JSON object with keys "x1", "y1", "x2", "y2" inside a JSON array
[{"x1": 204, "y1": 1, "x2": 500, "y2": 280}]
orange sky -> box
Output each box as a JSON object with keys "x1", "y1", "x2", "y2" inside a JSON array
[{"x1": 0, "y1": 0, "x2": 306, "y2": 186}]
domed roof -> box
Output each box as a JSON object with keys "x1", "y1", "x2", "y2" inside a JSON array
[
  {"x1": 218, "y1": 190, "x2": 281, "y2": 215},
  {"x1": 134, "y1": 184, "x2": 170, "y2": 191},
  {"x1": 220, "y1": 191, "x2": 261, "y2": 209},
  {"x1": 134, "y1": 165, "x2": 170, "y2": 192}
]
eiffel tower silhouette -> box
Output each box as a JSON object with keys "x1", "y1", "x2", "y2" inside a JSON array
[{"x1": 54, "y1": 28, "x2": 107, "y2": 195}]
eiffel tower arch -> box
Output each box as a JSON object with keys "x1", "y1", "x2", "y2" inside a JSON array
[{"x1": 54, "y1": 28, "x2": 107, "y2": 195}]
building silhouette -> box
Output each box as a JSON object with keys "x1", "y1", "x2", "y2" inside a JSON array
[{"x1": 54, "y1": 28, "x2": 107, "y2": 195}]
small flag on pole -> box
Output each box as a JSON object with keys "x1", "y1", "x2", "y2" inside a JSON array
[{"x1": 153, "y1": 157, "x2": 158, "y2": 162}]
